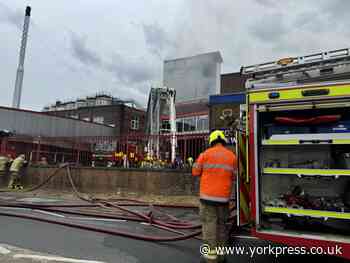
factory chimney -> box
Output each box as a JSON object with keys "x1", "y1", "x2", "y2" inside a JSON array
[{"x1": 12, "y1": 6, "x2": 31, "y2": 109}]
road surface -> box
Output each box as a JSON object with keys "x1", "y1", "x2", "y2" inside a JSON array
[{"x1": 0, "y1": 194, "x2": 348, "y2": 262}]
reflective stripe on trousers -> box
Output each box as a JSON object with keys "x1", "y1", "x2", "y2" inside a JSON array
[{"x1": 200, "y1": 194, "x2": 230, "y2": 203}]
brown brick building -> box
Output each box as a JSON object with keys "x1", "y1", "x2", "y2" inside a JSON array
[
  {"x1": 220, "y1": 72, "x2": 247, "y2": 94},
  {"x1": 43, "y1": 95, "x2": 146, "y2": 137}
]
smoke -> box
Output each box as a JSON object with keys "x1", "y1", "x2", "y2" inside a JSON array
[
  {"x1": 68, "y1": 31, "x2": 155, "y2": 106},
  {"x1": 0, "y1": 3, "x2": 24, "y2": 30},
  {"x1": 70, "y1": 32, "x2": 102, "y2": 67},
  {"x1": 107, "y1": 53, "x2": 155, "y2": 84},
  {"x1": 250, "y1": 14, "x2": 288, "y2": 42},
  {"x1": 69, "y1": 31, "x2": 155, "y2": 84},
  {"x1": 142, "y1": 22, "x2": 175, "y2": 59},
  {"x1": 254, "y1": 0, "x2": 277, "y2": 7}
]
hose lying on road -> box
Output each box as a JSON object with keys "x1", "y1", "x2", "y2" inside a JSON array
[
  {"x1": 0, "y1": 164, "x2": 204, "y2": 242},
  {"x1": 102, "y1": 202, "x2": 201, "y2": 230},
  {"x1": 64, "y1": 166, "x2": 201, "y2": 230},
  {"x1": 0, "y1": 210, "x2": 201, "y2": 242},
  {"x1": 0, "y1": 163, "x2": 69, "y2": 193}
]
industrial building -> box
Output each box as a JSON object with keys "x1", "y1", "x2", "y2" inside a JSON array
[
  {"x1": 0, "y1": 106, "x2": 114, "y2": 164},
  {"x1": 0, "y1": 106, "x2": 113, "y2": 137},
  {"x1": 163, "y1": 51, "x2": 247, "y2": 134},
  {"x1": 162, "y1": 52, "x2": 222, "y2": 134},
  {"x1": 163, "y1": 51, "x2": 222, "y2": 103},
  {"x1": 43, "y1": 93, "x2": 146, "y2": 137}
]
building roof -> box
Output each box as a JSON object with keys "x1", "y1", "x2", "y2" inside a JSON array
[
  {"x1": 0, "y1": 106, "x2": 113, "y2": 128},
  {"x1": 164, "y1": 51, "x2": 223, "y2": 64},
  {"x1": 175, "y1": 100, "x2": 209, "y2": 116}
]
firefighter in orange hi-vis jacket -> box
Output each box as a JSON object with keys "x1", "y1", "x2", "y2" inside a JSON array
[{"x1": 192, "y1": 130, "x2": 237, "y2": 263}]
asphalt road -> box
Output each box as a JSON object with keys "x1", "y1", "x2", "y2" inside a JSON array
[
  {"x1": 0, "y1": 215, "x2": 348, "y2": 263},
  {"x1": 0, "y1": 193, "x2": 348, "y2": 263}
]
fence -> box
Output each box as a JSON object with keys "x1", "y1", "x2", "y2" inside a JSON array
[{"x1": 0, "y1": 132, "x2": 209, "y2": 168}]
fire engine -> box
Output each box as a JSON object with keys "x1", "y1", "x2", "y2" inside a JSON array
[{"x1": 210, "y1": 48, "x2": 350, "y2": 260}]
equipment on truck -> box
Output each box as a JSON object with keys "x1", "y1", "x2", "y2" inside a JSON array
[
  {"x1": 210, "y1": 47, "x2": 350, "y2": 260},
  {"x1": 240, "y1": 47, "x2": 350, "y2": 260}
]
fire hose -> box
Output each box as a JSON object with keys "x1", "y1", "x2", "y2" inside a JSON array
[{"x1": 0, "y1": 164, "x2": 204, "y2": 242}]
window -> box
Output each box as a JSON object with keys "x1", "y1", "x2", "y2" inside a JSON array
[
  {"x1": 130, "y1": 116, "x2": 140, "y2": 130},
  {"x1": 161, "y1": 120, "x2": 170, "y2": 132},
  {"x1": 197, "y1": 115, "x2": 209, "y2": 131},
  {"x1": 93, "y1": 116, "x2": 104, "y2": 124},
  {"x1": 82, "y1": 117, "x2": 90, "y2": 122},
  {"x1": 183, "y1": 117, "x2": 196, "y2": 132},
  {"x1": 70, "y1": 115, "x2": 78, "y2": 119},
  {"x1": 176, "y1": 119, "x2": 183, "y2": 132},
  {"x1": 87, "y1": 100, "x2": 96, "y2": 107},
  {"x1": 96, "y1": 99, "x2": 111, "y2": 106}
]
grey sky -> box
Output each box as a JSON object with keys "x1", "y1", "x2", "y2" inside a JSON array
[{"x1": 0, "y1": 0, "x2": 348, "y2": 110}]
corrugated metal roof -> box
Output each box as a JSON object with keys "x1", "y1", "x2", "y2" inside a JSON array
[{"x1": 0, "y1": 106, "x2": 114, "y2": 137}]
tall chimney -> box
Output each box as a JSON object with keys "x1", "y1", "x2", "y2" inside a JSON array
[{"x1": 12, "y1": 6, "x2": 31, "y2": 109}]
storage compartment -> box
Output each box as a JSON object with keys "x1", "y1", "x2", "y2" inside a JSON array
[
  {"x1": 262, "y1": 108, "x2": 350, "y2": 140},
  {"x1": 265, "y1": 124, "x2": 311, "y2": 138},
  {"x1": 257, "y1": 106, "x2": 350, "y2": 238},
  {"x1": 261, "y1": 145, "x2": 332, "y2": 169},
  {"x1": 261, "y1": 175, "x2": 350, "y2": 236},
  {"x1": 316, "y1": 120, "x2": 350, "y2": 133}
]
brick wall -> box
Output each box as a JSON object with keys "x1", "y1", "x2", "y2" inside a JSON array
[
  {"x1": 22, "y1": 167, "x2": 199, "y2": 196},
  {"x1": 47, "y1": 104, "x2": 146, "y2": 136}
]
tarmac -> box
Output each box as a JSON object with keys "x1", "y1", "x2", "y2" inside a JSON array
[{"x1": 0, "y1": 193, "x2": 348, "y2": 263}]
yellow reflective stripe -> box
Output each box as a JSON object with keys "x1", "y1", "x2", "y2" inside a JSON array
[
  {"x1": 239, "y1": 191, "x2": 249, "y2": 218},
  {"x1": 262, "y1": 139, "x2": 299, "y2": 145},
  {"x1": 203, "y1": 253, "x2": 217, "y2": 260},
  {"x1": 249, "y1": 84, "x2": 350, "y2": 103},
  {"x1": 264, "y1": 168, "x2": 350, "y2": 176},
  {"x1": 263, "y1": 139, "x2": 350, "y2": 145},
  {"x1": 202, "y1": 164, "x2": 234, "y2": 171},
  {"x1": 264, "y1": 206, "x2": 350, "y2": 220},
  {"x1": 200, "y1": 194, "x2": 230, "y2": 202},
  {"x1": 333, "y1": 139, "x2": 350, "y2": 144}
]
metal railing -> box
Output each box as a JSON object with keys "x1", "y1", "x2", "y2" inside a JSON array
[{"x1": 0, "y1": 132, "x2": 209, "y2": 169}]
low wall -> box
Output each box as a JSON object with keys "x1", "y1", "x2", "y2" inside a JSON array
[{"x1": 21, "y1": 166, "x2": 199, "y2": 196}]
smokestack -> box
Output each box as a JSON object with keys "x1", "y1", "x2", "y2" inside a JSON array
[{"x1": 12, "y1": 6, "x2": 31, "y2": 109}]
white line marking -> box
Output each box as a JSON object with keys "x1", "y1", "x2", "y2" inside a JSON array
[
  {"x1": 34, "y1": 210, "x2": 65, "y2": 218},
  {"x1": 71, "y1": 217, "x2": 126, "y2": 222},
  {"x1": 0, "y1": 246, "x2": 11, "y2": 254},
  {"x1": 233, "y1": 235, "x2": 259, "y2": 240},
  {"x1": 13, "y1": 254, "x2": 106, "y2": 263},
  {"x1": 140, "y1": 222, "x2": 150, "y2": 225}
]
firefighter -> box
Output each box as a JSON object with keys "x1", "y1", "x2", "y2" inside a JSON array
[
  {"x1": 192, "y1": 130, "x2": 237, "y2": 263},
  {"x1": 8, "y1": 154, "x2": 26, "y2": 189},
  {"x1": 123, "y1": 154, "x2": 129, "y2": 168},
  {"x1": 0, "y1": 155, "x2": 10, "y2": 176},
  {"x1": 0, "y1": 154, "x2": 11, "y2": 186},
  {"x1": 187, "y1": 156, "x2": 194, "y2": 168}
]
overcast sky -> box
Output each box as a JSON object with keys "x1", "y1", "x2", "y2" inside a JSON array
[{"x1": 0, "y1": 0, "x2": 348, "y2": 110}]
